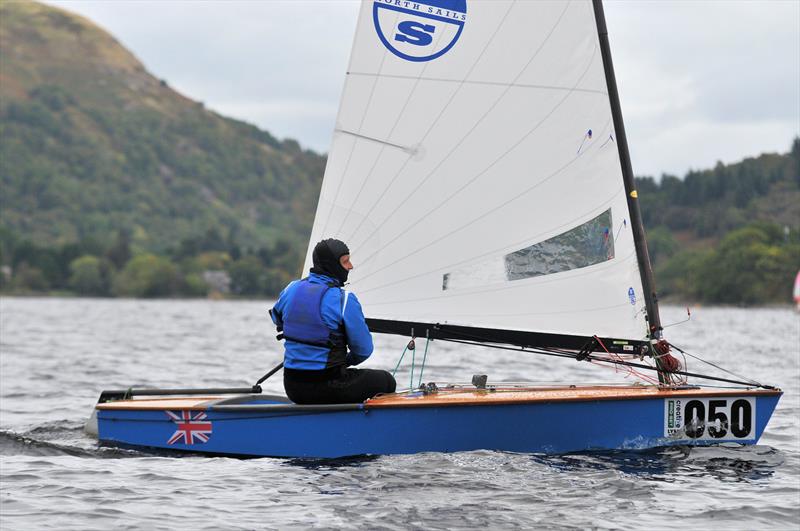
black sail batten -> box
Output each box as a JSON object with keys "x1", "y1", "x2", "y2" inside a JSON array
[
  {"x1": 592, "y1": 0, "x2": 662, "y2": 339},
  {"x1": 366, "y1": 318, "x2": 648, "y2": 355}
]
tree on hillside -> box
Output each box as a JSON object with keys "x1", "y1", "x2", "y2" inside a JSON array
[
  {"x1": 106, "y1": 229, "x2": 132, "y2": 269},
  {"x1": 228, "y1": 256, "x2": 267, "y2": 296},
  {"x1": 692, "y1": 224, "x2": 798, "y2": 304},
  {"x1": 112, "y1": 254, "x2": 182, "y2": 297},
  {"x1": 69, "y1": 255, "x2": 112, "y2": 296}
]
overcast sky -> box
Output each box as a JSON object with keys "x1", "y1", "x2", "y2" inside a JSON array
[{"x1": 43, "y1": 0, "x2": 800, "y2": 178}]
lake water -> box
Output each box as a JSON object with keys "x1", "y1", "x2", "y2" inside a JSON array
[{"x1": 1, "y1": 298, "x2": 798, "y2": 530}]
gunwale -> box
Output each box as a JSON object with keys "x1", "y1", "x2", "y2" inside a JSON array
[{"x1": 94, "y1": 385, "x2": 781, "y2": 411}]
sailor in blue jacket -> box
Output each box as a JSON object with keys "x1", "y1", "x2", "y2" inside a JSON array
[{"x1": 270, "y1": 238, "x2": 396, "y2": 404}]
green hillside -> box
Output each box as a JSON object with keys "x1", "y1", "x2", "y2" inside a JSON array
[
  {"x1": 636, "y1": 139, "x2": 800, "y2": 304},
  {"x1": 0, "y1": 0, "x2": 324, "y2": 261},
  {"x1": 0, "y1": 1, "x2": 796, "y2": 303},
  {"x1": 638, "y1": 139, "x2": 799, "y2": 244}
]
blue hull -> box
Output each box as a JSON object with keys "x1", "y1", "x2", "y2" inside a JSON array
[{"x1": 96, "y1": 391, "x2": 782, "y2": 458}]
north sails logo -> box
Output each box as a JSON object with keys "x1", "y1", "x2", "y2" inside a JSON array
[{"x1": 373, "y1": 0, "x2": 467, "y2": 62}]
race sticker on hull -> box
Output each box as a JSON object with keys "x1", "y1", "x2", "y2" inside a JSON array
[{"x1": 664, "y1": 397, "x2": 756, "y2": 441}]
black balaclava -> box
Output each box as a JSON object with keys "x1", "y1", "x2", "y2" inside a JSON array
[{"x1": 310, "y1": 238, "x2": 350, "y2": 285}]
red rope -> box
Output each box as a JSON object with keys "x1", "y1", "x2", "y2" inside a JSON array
[{"x1": 592, "y1": 335, "x2": 660, "y2": 384}]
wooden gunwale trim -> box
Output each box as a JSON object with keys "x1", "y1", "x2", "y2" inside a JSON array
[
  {"x1": 363, "y1": 386, "x2": 782, "y2": 409},
  {"x1": 96, "y1": 397, "x2": 225, "y2": 411},
  {"x1": 93, "y1": 387, "x2": 782, "y2": 411}
]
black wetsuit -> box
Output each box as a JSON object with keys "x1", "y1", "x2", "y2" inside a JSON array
[{"x1": 283, "y1": 366, "x2": 397, "y2": 404}]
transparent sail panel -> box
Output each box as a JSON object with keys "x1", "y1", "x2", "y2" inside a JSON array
[
  {"x1": 506, "y1": 208, "x2": 614, "y2": 280},
  {"x1": 443, "y1": 209, "x2": 614, "y2": 290}
]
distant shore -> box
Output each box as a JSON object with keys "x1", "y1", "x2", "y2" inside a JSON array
[{"x1": 1, "y1": 292, "x2": 796, "y2": 309}]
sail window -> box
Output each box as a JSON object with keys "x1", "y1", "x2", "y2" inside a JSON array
[{"x1": 443, "y1": 209, "x2": 615, "y2": 290}]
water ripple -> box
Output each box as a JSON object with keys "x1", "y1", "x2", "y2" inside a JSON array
[{"x1": 1, "y1": 298, "x2": 798, "y2": 530}]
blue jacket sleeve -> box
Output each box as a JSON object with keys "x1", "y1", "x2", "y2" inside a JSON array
[
  {"x1": 269, "y1": 281, "x2": 296, "y2": 330},
  {"x1": 342, "y1": 292, "x2": 373, "y2": 366}
]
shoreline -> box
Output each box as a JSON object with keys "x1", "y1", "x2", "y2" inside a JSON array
[{"x1": 1, "y1": 293, "x2": 795, "y2": 309}]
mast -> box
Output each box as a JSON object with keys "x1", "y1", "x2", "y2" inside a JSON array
[{"x1": 592, "y1": 0, "x2": 662, "y2": 339}]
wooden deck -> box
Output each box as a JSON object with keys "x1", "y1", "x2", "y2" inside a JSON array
[
  {"x1": 95, "y1": 385, "x2": 781, "y2": 411},
  {"x1": 364, "y1": 385, "x2": 781, "y2": 408},
  {"x1": 96, "y1": 396, "x2": 225, "y2": 411},
  {"x1": 366, "y1": 386, "x2": 781, "y2": 409}
]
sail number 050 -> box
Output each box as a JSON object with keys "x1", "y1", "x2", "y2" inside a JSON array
[
  {"x1": 665, "y1": 397, "x2": 756, "y2": 440},
  {"x1": 684, "y1": 399, "x2": 753, "y2": 439}
]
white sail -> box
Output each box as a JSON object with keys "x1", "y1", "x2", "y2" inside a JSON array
[{"x1": 304, "y1": 0, "x2": 649, "y2": 342}]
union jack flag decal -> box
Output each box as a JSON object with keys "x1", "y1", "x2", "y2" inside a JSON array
[{"x1": 166, "y1": 410, "x2": 212, "y2": 445}]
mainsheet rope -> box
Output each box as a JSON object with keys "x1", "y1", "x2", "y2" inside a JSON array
[
  {"x1": 392, "y1": 333, "x2": 432, "y2": 390},
  {"x1": 391, "y1": 343, "x2": 409, "y2": 378}
]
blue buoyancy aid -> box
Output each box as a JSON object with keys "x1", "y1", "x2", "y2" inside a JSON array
[
  {"x1": 277, "y1": 278, "x2": 347, "y2": 369},
  {"x1": 271, "y1": 272, "x2": 374, "y2": 371}
]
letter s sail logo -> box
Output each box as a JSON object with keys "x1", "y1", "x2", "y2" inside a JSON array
[{"x1": 373, "y1": 0, "x2": 467, "y2": 62}]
